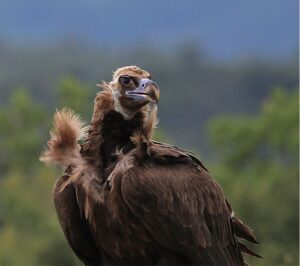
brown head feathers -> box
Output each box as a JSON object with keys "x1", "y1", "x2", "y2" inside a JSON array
[{"x1": 112, "y1": 65, "x2": 151, "y2": 80}]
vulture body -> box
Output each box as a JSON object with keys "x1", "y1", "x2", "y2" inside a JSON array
[{"x1": 41, "y1": 66, "x2": 260, "y2": 265}]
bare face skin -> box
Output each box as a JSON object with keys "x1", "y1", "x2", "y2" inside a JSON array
[{"x1": 111, "y1": 74, "x2": 160, "y2": 118}]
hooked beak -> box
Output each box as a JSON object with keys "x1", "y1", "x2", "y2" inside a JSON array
[{"x1": 125, "y1": 78, "x2": 160, "y2": 104}]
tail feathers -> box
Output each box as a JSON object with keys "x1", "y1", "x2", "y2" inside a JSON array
[
  {"x1": 40, "y1": 109, "x2": 87, "y2": 168},
  {"x1": 232, "y1": 216, "x2": 262, "y2": 262},
  {"x1": 239, "y1": 242, "x2": 263, "y2": 259},
  {"x1": 232, "y1": 217, "x2": 259, "y2": 244}
]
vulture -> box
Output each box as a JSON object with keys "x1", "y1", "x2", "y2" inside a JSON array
[{"x1": 40, "y1": 66, "x2": 260, "y2": 265}]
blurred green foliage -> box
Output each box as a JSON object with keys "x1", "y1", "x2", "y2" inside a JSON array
[
  {"x1": 0, "y1": 74, "x2": 298, "y2": 265},
  {"x1": 208, "y1": 89, "x2": 299, "y2": 265},
  {"x1": 57, "y1": 77, "x2": 94, "y2": 119},
  {"x1": 0, "y1": 79, "x2": 91, "y2": 265}
]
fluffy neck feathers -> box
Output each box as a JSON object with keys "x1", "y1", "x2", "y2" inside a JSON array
[{"x1": 81, "y1": 86, "x2": 157, "y2": 171}]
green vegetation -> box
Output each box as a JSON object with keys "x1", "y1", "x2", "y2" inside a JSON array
[
  {"x1": 0, "y1": 80, "x2": 90, "y2": 265},
  {"x1": 209, "y1": 89, "x2": 299, "y2": 265},
  {"x1": 0, "y1": 77, "x2": 298, "y2": 264}
]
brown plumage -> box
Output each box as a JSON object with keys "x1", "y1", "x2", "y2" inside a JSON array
[{"x1": 40, "y1": 66, "x2": 260, "y2": 265}]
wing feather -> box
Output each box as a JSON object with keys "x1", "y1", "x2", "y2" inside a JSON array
[
  {"x1": 121, "y1": 160, "x2": 244, "y2": 265},
  {"x1": 53, "y1": 175, "x2": 102, "y2": 265}
]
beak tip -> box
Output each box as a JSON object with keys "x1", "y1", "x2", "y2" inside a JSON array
[{"x1": 145, "y1": 82, "x2": 160, "y2": 104}]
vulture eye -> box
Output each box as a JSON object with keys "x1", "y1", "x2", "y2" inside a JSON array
[{"x1": 119, "y1": 75, "x2": 131, "y2": 86}]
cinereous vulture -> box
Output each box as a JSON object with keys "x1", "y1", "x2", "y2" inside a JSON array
[{"x1": 40, "y1": 66, "x2": 260, "y2": 265}]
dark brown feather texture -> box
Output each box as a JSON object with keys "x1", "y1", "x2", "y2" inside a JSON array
[
  {"x1": 40, "y1": 66, "x2": 260, "y2": 266},
  {"x1": 232, "y1": 217, "x2": 259, "y2": 244}
]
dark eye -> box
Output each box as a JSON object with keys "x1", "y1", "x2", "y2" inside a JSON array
[{"x1": 119, "y1": 75, "x2": 131, "y2": 86}]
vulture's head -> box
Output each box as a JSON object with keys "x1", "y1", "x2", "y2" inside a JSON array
[{"x1": 108, "y1": 66, "x2": 160, "y2": 119}]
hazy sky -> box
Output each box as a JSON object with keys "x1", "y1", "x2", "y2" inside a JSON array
[{"x1": 0, "y1": 0, "x2": 298, "y2": 59}]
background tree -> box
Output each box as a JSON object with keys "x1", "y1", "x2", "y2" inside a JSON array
[
  {"x1": 208, "y1": 89, "x2": 299, "y2": 265},
  {"x1": 0, "y1": 78, "x2": 92, "y2": 265}
]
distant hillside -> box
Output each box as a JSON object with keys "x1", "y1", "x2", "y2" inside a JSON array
[{"x1": 0, "y1": 42, "x2": 297, "y2": 155}]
